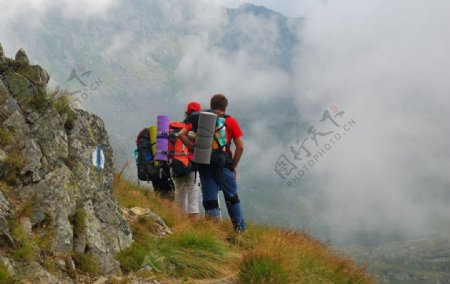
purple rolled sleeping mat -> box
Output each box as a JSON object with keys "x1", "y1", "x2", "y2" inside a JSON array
[{"x1": 156, "y1": 115, "x2": 170, "y2": 161}]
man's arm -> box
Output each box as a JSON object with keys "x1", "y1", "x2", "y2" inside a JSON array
[
  {"x1": 232, "y1": 136, "x2": 244, "y2": 170},
  {"x1": 178, "y1": 128, "x2": 195, "y2": 152}
]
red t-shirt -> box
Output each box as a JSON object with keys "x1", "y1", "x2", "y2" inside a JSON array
[
  {"x1": 184, "y1": 116, "x2": 243, "y2": 146},
  {"x1": 223, "y1": 116, "x2": 243, "y2": 144}
]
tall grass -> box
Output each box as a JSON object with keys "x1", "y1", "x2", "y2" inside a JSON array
[
  {"x1": 115, "y1": 174, "x2": 234, "y2": 279},
  {"x1": 118, "y1": 227, "x2": 231, "y2": 279},
  {"x1": 113, "y1": 175, "x2": 185, "y2": 228},
  {"x1": 238, "y1": 227, "x2": 373, "y2": 283},
  {"x1": 114, "y1": 175, "x2": 373, "y2": 283}
]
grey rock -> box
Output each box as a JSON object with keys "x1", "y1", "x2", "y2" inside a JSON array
[
  {"x1": 56, "y1": 258, "x2": 66, "y2": 269},
  {"x1": 26, "y1": 112, "x2": 40, "y2": 124},
  {"x1": 68, "y1": 109, "x2": 133, "y2": 260},
  {"x1": 3, "y1": 110, "x2": 30, "y2": 138},
  {"x1": 1, "y1": 98, "x2": 21, "y2": 119},
  {"x1": 0, "y1": 189, "x2": 11, "y2": 212},
  {"x1": 20, "y1": 217, "x2": 32, "y2": 235},
  {"x1": 20, "y1": 166, "x2": 76, "y2": 253},
  {"x1": 0, "y1": 190, "x2": 14, "y2": 246},
  {"x1": 21, "y1": 138, "x2": 43, "y2": 182},
  {"x1": 30, "y1": 207, "x2": 47, "y2": 227},
  {"x1": 0, "y1": 148, "x2": 7, "y2": 162},
  {"x1": 0, "y1": 46, "x2": 7, "y2": 72},
  {"x1": 2, "y1": 70, "x2": 36, "y2": 102},
  {"x1": 67, "y1": 257, "x2": 76, "y2": 272},
  {"x1": 93, "y1": 276, "x2": 108, "y2": 284},
  {"x1": 0, "y1": 78, "x2": 10, "y2": 105},
  {"x1": 68, "y1": 110, "x2": 114, "y2": 184},
  {"x1": 15, "y1": 48, "x2": 29, "y2": 64},
  {"x1": 126, "y1": 207, "x2": 172, "y2": 237},
  {"x1": 109, "y1": 276, "x2": 124, "y2": 283},
  {"x1": 83, "y1": 199, "x2": 122, "y2": 274},
  {"x1": 21, "y1": 261, "x2": 67, "y2": 284},
  {"x1": 31, "y1": 107, "x2": 68, "y2": 168},
  {"x1": 0, "y1": 43, "x2": 4, "y2": 59},
  {"x1": 137, "y1": 264, "x2": 153, "y2": 274},
  {"x1": 73, "y1": 232, "x2": 87, "y2": 254}
]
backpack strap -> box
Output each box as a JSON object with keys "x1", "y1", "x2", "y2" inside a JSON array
[{"x1": 193, "y1": 163, "x2": 198, "y2": 185}]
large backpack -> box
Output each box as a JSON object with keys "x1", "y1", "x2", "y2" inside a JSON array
[
  {"x1": 189, "y1": 110, "x2": 233, "y2": 170},
  {"x1": 168, "y1": 122, "x2": 193, "y2": 177},
  {"x1": 135, "y1": 127, "x2": 160, "y2": 181}
]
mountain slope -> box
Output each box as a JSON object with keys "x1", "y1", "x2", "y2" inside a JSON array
[
  {"x1": 0, "y1": 44, "x2": 372, "y2": 283},
  {"x1": 339, "y1": 234, "x2": 450, "y2": 283},
  {"x1": 114, "y1": 174, "x2": 373, "y2": 283}
]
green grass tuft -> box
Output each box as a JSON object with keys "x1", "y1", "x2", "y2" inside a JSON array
[
  {"x1": 0, "y1": 128, "x2": 15, "y2": 146},
  {"x1": 240, "y1": 253, "x2": 289, "y2": 284},
  {"x1": 0, "y1": 148, "x2": 25, "y2": 186},
  {"x1": 69, "y1": 208, "x2": 86, "y2": 236},
  {"x1": 49, "y1": 88, "x2": 76, "y2": 130},
  {"x1": 118, "y1": 227, "x2": 230, "y2": 279},
  {"x1": 73, "y1": 253, "x2": 100, "y2": 275},
  {"x1": 117, "y1": 242, "x2": 149, "y2": 272},
  {"x1": 11, "y1": 221, "x2": 38, "y2": 261},
  {"x1": 22, "y1": 88, "x2": 50, "y2": 114},
  {"x1": 0, "y1": 181, "x2": 11, "y2": 198}
]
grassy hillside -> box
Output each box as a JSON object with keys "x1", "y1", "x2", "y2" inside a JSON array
[{"x1": 113, "y1": 174, "x2": 373, "y2": 283}]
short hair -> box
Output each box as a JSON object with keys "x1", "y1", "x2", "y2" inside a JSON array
[{"x1": 210, "y1": 94, "x2": 228, "y2": 111}]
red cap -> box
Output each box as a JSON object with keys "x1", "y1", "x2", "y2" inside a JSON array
[{"x1": 186, "y1": 102, "x2": 201, "y2": 114}]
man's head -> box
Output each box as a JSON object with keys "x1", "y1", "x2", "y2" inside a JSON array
[
  {"x1": 210, "y1": 94, "x2": 228, "y2": 112},
  {"x1": 186, "y1": 102, "x2": 201, "y2": 115}
]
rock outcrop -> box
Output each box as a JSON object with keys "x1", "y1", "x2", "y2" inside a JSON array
[{"x1": 0, "y1": 44, "x2": 133, "y2": 280}]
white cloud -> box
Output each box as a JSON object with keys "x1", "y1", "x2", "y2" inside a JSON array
[
  {"x1": 292, "y1": 0, "x2": 450, "y2": 242},
  {"x1": 0, "y1": 0, "x2": 116, "y2": 23}
]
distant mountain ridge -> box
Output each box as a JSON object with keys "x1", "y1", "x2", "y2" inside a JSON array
[
  {"x1": 339, "y1": 233, "x2": 450, "y2": 283},
  {"x1": 0, "y1": 1, "x2": 301, "y2": 164}
]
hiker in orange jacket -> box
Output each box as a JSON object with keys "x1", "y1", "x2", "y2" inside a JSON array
[{"x1": 173, "y1": 102, "x2": 202, "y2": 219}]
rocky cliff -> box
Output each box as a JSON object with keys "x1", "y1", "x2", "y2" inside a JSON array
[{"x1": 0, "y1": 43, "x2": 132, "y2": 281}]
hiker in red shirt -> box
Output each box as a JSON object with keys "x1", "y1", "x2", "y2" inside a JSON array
[{"x1": 179, "y1": 94, "x2": 245, "y2": 231}]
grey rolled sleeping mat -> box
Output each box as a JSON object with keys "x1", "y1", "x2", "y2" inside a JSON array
[{"x1": 193, "y1": 111, "x2": 217, "y2": 164}]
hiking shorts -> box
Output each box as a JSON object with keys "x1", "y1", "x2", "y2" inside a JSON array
[{"x1": 174, "y1": 172, "x2": 200, "y2": 214}]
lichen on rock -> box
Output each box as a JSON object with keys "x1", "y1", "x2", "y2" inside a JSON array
[{"x1": 0, "y1": 44, "x2": 133, "y2": 279}]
